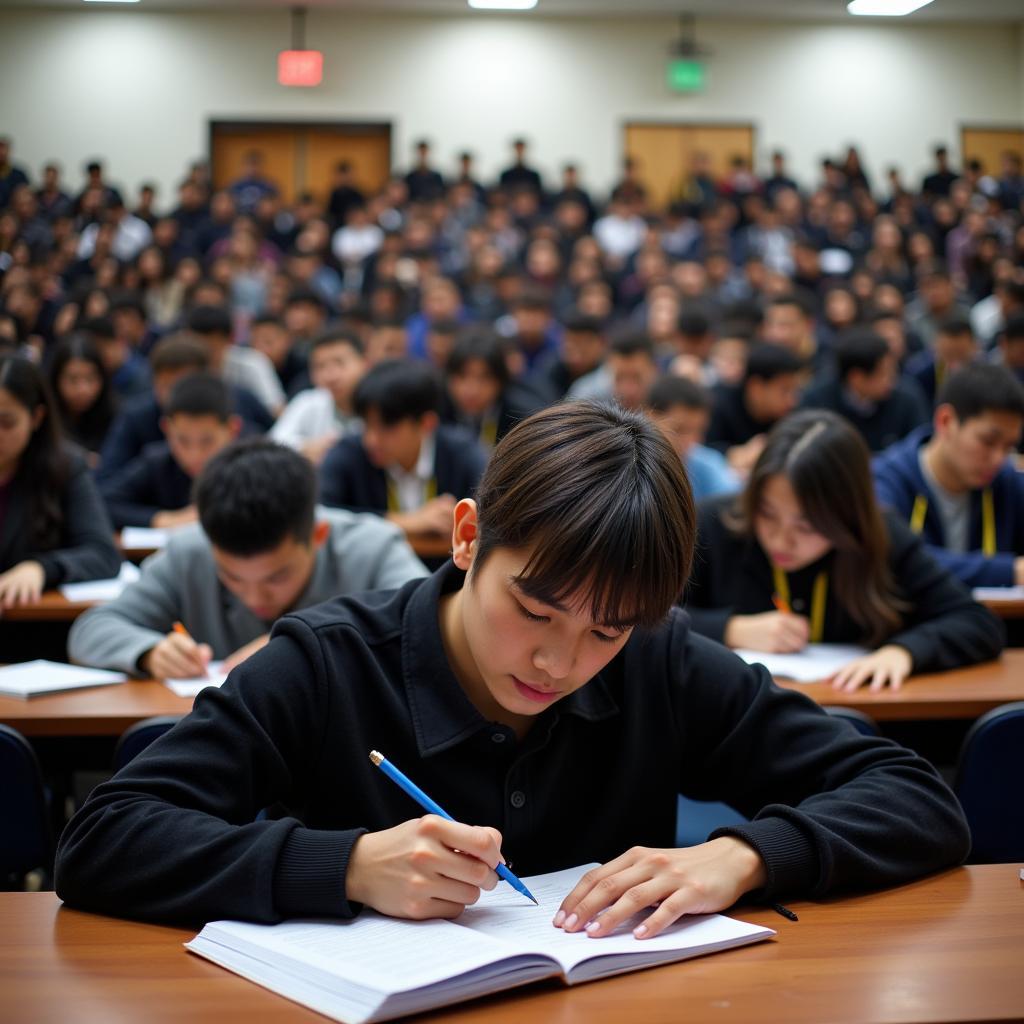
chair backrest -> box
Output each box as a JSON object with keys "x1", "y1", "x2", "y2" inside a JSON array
[
  {"x1": 954, "y1": 701, "x2": 1024, "y2": 864},
  {"x1": 822, "y1": 706, "x2": 880, "y2": 737},
  {"x1": 0, "y1": 724, "x2": 53, "y2": 880},
  {"x1": 112, "y1": 716, "x2": 181, "y2": 773}
]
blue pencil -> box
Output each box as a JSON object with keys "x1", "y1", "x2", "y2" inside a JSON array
[{"x1": 369, "y1": 750, "x2": 538, "y2": 905}]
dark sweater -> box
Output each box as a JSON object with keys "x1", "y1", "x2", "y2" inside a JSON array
[
  {"x1": 99, "y1": 441, "x2": 193, "y2": 529},
  {"x1": 0, "y1": 448, "x2": 121, "y2": 587},
  {"x1": 683, "y1": 494, "x2": 1004, "y2": 672},
  {"x1": 800, "y1": 376, "x2": 929, "y2": 452},
  {"x1": 707, "y1": 384, "x2": 778, "y2": 452},
  {"x1": 96, "y1": 387, "x2": 272, "y2": 483},
  {"x1": 55, "y1": 561, "x2": 970, "y2": 927},
  {"x1": 319, "y1": 425, "x2": 488, "y2": 515}
]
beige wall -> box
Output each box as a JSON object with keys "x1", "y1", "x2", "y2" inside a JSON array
[{"x1": 0, "y1": 7, "x2": 1021, "y2": 202}]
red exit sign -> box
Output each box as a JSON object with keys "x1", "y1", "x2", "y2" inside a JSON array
[{"x1": 277, "y1": 50, "x2": 323, "y2": 87}]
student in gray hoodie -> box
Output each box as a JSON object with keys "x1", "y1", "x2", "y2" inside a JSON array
[{"x1": 69, "y1": 438, "x2": 428, "y2": 677}]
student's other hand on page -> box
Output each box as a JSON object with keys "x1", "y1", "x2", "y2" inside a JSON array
[
  {"x1": 724, "y1": 611, "x2": 809, "y2": 653},
  {"x1": 831, "y1": 644, "x2": 913, "y2": 692},
  {"x1": 553, "y1": 837, "x2": 767, "y2": 941},
  {"x1": 346, "y1": 816, "x2": 503, "y2": 920}
]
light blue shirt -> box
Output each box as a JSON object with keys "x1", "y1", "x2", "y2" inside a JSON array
[{"x1": 685, "y1": 444, "x2": 741, "y2": 501}]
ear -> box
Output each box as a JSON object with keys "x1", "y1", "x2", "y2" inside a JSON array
[
  {"x1": 450, "y1": 498, "x2": 478, "y2": 572},
  {"x1": 311, "y1": 518, "x2": 330, "y2": 549},
  {"x1": 933, "y1": 403, "x2": 956, "y2": 437},
  {"x1": 31, "y1": 404, "x2": 46, "y2": 432},
  {"x1": 159, "y1": 415, "x2": 170, "y2": 437},
  {"x1": 228, "y1": 415, "x2": 243, "y2": 438},
  {"x1": 420, "y1": 411, "x2": 439, "y2": 435}
]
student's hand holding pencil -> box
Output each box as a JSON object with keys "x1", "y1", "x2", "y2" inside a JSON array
[
  {"x1": 723, "y1": 610, "x2": 809, "y2": 653},
  {"x1": 346, "y1": 817, "x2": 505, "y2": 920},
  {"x1": 141, "y1": 623, "x2": 212, "y2": 679}
]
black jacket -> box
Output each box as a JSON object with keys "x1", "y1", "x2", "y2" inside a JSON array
[
  {"x1": 683, "y1": 494, "x2": 1004, "y2": 673},
  {"x1": 55, "y1": 561, "x2": 970, "y2": 927},
  {"x1": 319, "y1": 425, "x2": 488, "y2": 515},
  {"x1": 707, "y1": 384, "x2": 778, "y2": 452},
  {"x1": 100, "y1": 441, "x2": 193, "y2": 529},
  {"x1": 800, "y1": 376, "x2": 929, "y2": 452},
  {"x1": 0, "y1": 448, "x2": 120, "y2": 587},
  {"x1": 97, "y1": 387, "x2": 272, "y2": 483}
]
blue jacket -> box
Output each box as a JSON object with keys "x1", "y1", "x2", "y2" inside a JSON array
[{"x1": 872, "y1": 425, "x2": 1024, "y2": 586}]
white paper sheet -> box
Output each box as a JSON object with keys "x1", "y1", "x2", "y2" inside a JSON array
[
  {"x1": 972, "y1": 585, "x2": 1024, "y2": 601},
  {"x1": 733, "y1": 643, "x2": 870, "y2": 683},
  {"x1": 0, "y1": 660, "x2": 127, "y2": 698},
  {"x1": 120, "y1": 526, "x2": 171, "y2": 550},
  {"x1": 164, "y1": 661, "x2": 228, "y2": 697},
  {"x1": 59, "y1": 562, "x2": 141, "y2": 602}
]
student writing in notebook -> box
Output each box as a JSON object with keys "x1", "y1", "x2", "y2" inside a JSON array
[
  {"x1": 57, "y1": 402, "x2": 969, "y2": 939},
  {"x1": 872, "y1": 363, "x2": 1024, "y2": 588},
  {"x1": 70, "y1": 439, "x2": 427, "y2": 679},
  {"x1": 684, "y1": 409, "x2": 1003, "y2": 692}
]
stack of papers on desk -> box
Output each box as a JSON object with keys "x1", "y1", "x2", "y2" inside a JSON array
[
  {"x1": 59, "y1": 562, "x2": 140, "y2": 602},
  {"x1": 733, "y1": 644, "x2": 869, "y2": 683},
  {"x1": 164, "y1": 662, "x2": 228, "y2": 698},
  {"x1": 0, "y1": 660, "x2": 127, "y2": 699}
]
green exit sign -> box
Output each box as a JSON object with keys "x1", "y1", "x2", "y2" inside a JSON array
[{"x1": 667, "y1": 58, "x2": 705, "y2": 93}]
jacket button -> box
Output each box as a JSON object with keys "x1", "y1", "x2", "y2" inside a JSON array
[
  {"x1": 510, "y1": 790, "x2": 526, "y2": 809},
  {"x1": 491, "y1": 731, "x2": 506, "y2": 743}
]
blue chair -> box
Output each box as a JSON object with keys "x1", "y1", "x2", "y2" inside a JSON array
[
  {"x1": 0, "y1": 724, "x2": 53, "y2": 888},
  {"x1": 954, "y1": 701, "x2": 1024, "y2": 863},
  {"x1": 112, "y1": 716, "x2": 181, "y2": 772},
  {"x1": 675, "y1": 707, "x2": 879, "y2": 847},
  {"x1": 822, "y1": 706, "x2": 880, "y2": 737}
]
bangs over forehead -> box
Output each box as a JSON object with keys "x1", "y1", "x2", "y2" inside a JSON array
[{"x1": 474, "y1": 401, "x2": 695, "y2": 630}]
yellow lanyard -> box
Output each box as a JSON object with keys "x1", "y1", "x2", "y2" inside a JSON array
[
  {"x1": 479, "y1": 412, "x2": 499, "y2": 451},
  {"x1": 772, "y1": 566, "x2": 828, "y2": 644},
  {"x1": 910, "y1": 489, "x2": 995, "y2": 556},
  {"x1": 386, "y1": 476, "x2": 437, "y2": 513},
  {"x1": 934, "y1": 360, "x2": 947, "y2": 393}
]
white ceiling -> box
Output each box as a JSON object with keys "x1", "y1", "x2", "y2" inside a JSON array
[{"x1": 7, "y1": 0, "x2": 1024, "y2": 21}]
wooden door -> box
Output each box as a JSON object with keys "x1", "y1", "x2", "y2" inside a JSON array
[
  {"x1": 304, "y1": 128, "x2": 392, "y2": 205},
  {"x1": 210, "y1": 127, "x2": 300, "y2": 204},
  {"x1": 624, "y1": 123, "x2": 755, "y2": 212},
  {"x1": 210, "y1": 122, "x2": 392, "y2": 206},
  {"x1": 961, "y1": 127, "x2": 1024, "y2": 178}
]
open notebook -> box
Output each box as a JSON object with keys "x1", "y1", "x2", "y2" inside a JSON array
[
  {"x1": 186, "y1": 863, "x2": 774, "y2": 1024},
  {"x1": 733, "y1": 643, "x2": 869, "y2": 683}
]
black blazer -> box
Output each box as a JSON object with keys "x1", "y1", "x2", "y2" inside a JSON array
[
  {"x1": 0, "y1": 448, "x2": 121, "y2": 587},
  {"x1": 99, "y1": 442, "x2": 194, "y2": 529},
  {"x1": 683, "y1": 494, "x2": 1004, "y2": 674},
  {"x1": 319, "y1": 424, "x2": 488, "y2": 515}
]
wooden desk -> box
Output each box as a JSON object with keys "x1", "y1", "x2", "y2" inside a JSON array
[
  {"x1": 2, "y1": 866, "x2": 1022, "y2": 1023},
  {"x1": 0, "y1": 680, "x2": 192, "y2": 738},
  {"x1": 1, "y1": 591, "x2": 96, "y2": 623},
  {"x1": 775, "y1": 651, "x2": 1024, "y2": 721},
  {"x1": 407, "y1": 532, "x2": 452, "y2": 560},
  {"x1": 979, "y1": 595, "x2": 1024, "y2": 619}
]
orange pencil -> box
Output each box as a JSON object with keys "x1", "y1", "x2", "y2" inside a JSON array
[
  {"x1": 772, "y1": 594, "x2": 791, "y2": 615},
  {"x1": 172, "y1": 621, "x2": 208, "y2": 677}
]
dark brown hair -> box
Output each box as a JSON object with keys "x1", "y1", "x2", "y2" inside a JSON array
[
  {"x1": 472, "y1": 401, "x2": 695, "y2": 629},
  {"x1": 731, "y1": 409, "x2": 905, "y2": 645}
]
